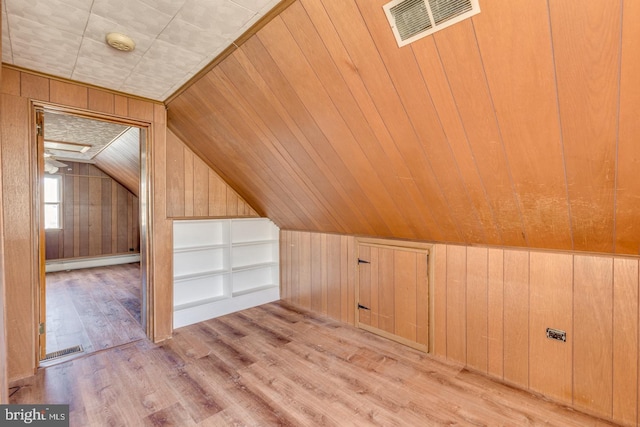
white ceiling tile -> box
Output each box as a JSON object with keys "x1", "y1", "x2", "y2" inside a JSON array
[
  {"x1": 1, "y1": 0, "x2": 283, "y2": 100},
  {"x1": 8, "y1": 15, "x2": 82, "y2": 77},
  {"x1": 6, "y1": 0, "x2": 90, "y2": 36},
  {"x1": 12, "y1": 55, "x2": 76, "y2": 78},
  {"x1": 195, "y1": 46, "x2": 227, "y2": 70},
  {"x1": 8, "y1": 14, "x2": 83, "y2": 50},
  {"x1": 134, "y1": 39, "x2": 203, "y2": 79},
  {"x1": 178, "y1": 0, "x2": 255, "y2": 36},
  {"x1": 121, "y1": 72, "x2": 173, "y2": 100},
  {"x1": 91, "y1": 0, "x2": 174, "y2": 36},
  {"x1": 72, "y1": 40, "x2": 142, "y2": 90},
  {"x1": 57, "y1": 0, "x2": 94, "y2": 12},
  {"x1": 158, "y1": 18, "x2": 228, "y2": 56},
  {"x1": 258, "y1": 0, "x2": 282, "y2": 15},
  {"x1": 139, "y1": 0, "x2": 188, "y2": 17},
  {"x1": 230, "y1": 0, "x2": 274, "y2": 13},
  {"x1": 230, "y1": 13, "x2": 262, "y2": 41},
  {"x1": 71, "y1": 66, "x2": 129, "y2": 92},
  {"x1": 76, "y1": 36, "x2": 143, "y2": 70},
  {"x1": 83, "y1": 13, "x2": 157, "y2": 53}
]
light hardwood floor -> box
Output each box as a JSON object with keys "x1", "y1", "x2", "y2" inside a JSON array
[
  {"x1": 11, "y1": 301, "x2": 616, "y2": 426},
  {"x1": 44, "y1": 263, "x2": 146, "y2": 360}
]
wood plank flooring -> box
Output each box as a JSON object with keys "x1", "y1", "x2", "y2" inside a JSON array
[
  {"x1": 11, "y1": 301, "x2": 616, "y2": 426},
  {"x1": 44, "y1": 263, "x2": 145, "y2": 360}
]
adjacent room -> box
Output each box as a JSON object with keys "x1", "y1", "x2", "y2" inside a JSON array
[
  {"x1": 41, "y1": 111, "x2": 146, "y2": 363},
  {"x1": 1, "y1": 0, "x2": 639, "y2": 425}
]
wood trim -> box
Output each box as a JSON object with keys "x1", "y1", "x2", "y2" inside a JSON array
[
  {"x1": 35, "y1": 101, "x2": 152, "y2": 127},
  {"x1": 0, "y1": 27, "x2": 8, "y2": 403},
  {"x1": 2, "y1": 67, "x2": 167, "y2": 381},
  {"x1": 163, "y1": 0, "x2": 297, "y2": 104},
  {"x1": 35, "y1": 109, "x2": 46, "y2": 361},
  {"x1": 34, "y1": 104, "x2": 152, "y2": 363},
  {"x1": 356, "y1": 237, "x2": 431, "y2": 253},
  {"x1": 358, "y1": 322, "x2": 428, "y2": 352},
  {"x1": 2, "y1": 63, "x2": 161, "y2": 105}
]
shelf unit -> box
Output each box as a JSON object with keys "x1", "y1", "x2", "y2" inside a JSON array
[{"x1": 173, "y1": 218, "x2": 279, "y2": 328}]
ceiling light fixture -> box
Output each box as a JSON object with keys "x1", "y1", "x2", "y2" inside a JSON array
[{"x1": 105, "y1": 32, "x2": 136, "y2": 52}]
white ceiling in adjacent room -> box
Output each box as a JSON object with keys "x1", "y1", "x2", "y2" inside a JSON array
[{"x1": 2, "y1": 0, "x2": 281, "y2": 100}]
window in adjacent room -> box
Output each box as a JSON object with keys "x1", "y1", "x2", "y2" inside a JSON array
[{"x1": 44, "y1": 175, "x2": 62, "y2": 229}]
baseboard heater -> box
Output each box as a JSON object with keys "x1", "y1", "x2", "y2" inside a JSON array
[{"x1": 45, "y1": 253, "x2": 141, "y2": 273}]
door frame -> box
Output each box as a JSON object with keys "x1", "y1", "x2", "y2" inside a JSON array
[
  {"x1": 32, "y1": 102, "x2": 155, "y2": 362},
  {"x1": 355, "y1": 237, "x2": 434, "y2": 352}
]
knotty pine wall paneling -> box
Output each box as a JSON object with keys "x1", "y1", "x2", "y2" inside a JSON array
[
  {"x1": 280, "y1": 230, "x2": 640, "y2": 426},
  {"x1": 165, "y1": 129, "x2": 258, "y2": 219},
  {"x1": 44, "y1": 162, "x2": 139, "y2": 260},
  {"x1": 1, "y1": 66, "x2": 172, "y2": 380}
]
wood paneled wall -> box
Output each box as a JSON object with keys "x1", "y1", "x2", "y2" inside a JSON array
[
  {"x1": 165, "y1": 130, "x2": 258, "y2": 218},
  {"x1": 280, "y1": 229, "x2": 640, "y2": 426},
  {"x1": 168, "y1": 0, "x2": 640, "y2": 256},
  {"x1": 280, "y1": 230, "x2": 356, "y2": 324},
  {"x1": 44, "y1": 162, "x2": 139, "y2": 260},
  {"x1": 434, "y1": 244, "x2": 640, "y2": 426},
  {"x1": 1, "y1": 66, "x2": 172, "y2": 381},
  {"x1": 0, "y1": 3, "x2": 8, "y2": 402}
]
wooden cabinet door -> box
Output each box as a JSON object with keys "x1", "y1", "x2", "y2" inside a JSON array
[{"x1": 357, "y1": 242, "x2": 429, "y2": 352}]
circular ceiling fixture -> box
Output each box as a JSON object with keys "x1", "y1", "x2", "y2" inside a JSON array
[{"x1": 105, "y1": 32, "x2": 136, "y2": 52}]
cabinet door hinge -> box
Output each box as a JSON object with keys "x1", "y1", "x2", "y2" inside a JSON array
[
  {"x1": 39, "y1": 322, "x2": 45, "y2": 335},
  {"x1": 36, "y1": 123, "x2": 43, "y2": 137}
]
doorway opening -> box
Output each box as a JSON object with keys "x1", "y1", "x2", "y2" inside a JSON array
[{"x1": 34, "y1": 106, "x2": 152, "y2": 364}]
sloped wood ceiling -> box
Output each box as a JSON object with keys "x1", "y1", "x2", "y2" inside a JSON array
[
  {"x1": 94, "y1": 127, "x2": 140, "y2": 197},
  {"x1": 167, "y1": 0, "x2": 640, "y2": 255}
]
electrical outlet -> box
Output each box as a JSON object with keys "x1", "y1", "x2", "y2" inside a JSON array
[{"x1": 546, "y1": 328, "x2": 566, "y2": 342}]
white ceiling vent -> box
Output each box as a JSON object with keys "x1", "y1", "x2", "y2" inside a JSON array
[{"x1": 384, "y1": 0, "x2": 480, "y2": 47}]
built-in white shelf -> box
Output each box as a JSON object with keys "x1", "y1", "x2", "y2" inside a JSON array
[{"x1": 173, "y1": 218, "x2": 280, "y2": 328}]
